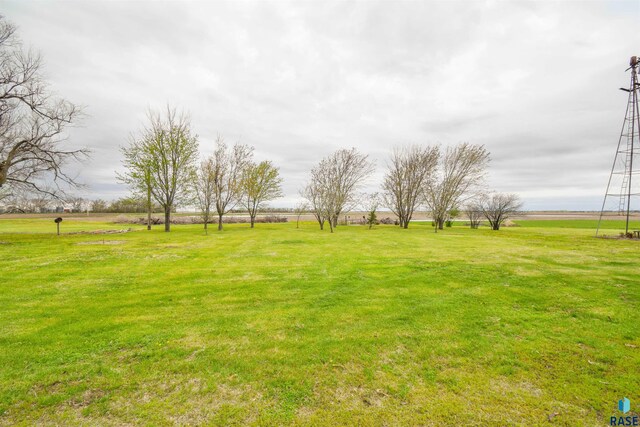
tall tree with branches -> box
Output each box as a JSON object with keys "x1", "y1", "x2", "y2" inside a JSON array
[
  {"x1": 306, "y1": 148, "x2": 374, "y2": 233},
  {"x1": 301, "y1": 181, "x2": 326, "y2": 230},
  {"x1": 242, "y1": 160, "x2": 283, "y2": 228},
  {"x1": 382, "y1": 145, "x2": 439, "y2": 229},
  {"x1": 0, "y1": 15, "x2": 86, "y2": 198},
  {"x1": 210, "y1": 136, "x2": 253, "y2": 231},
  {"x1": 424, "y1": 143, "x2": 489, "y2": 232},
  {"x1": 193, "y1": 157, "x2": 216, "y2": 234},
  {"x1": 121, "y1": 107, "x2": 199, "y2": 232}
]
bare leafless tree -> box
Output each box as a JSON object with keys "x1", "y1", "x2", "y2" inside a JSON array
[
  {"x1": 382, "y1": 145, "x2": 439, "y2": 229},
  {"x1": 33, "y1": 194, "x2": 53, "y2": 212},
  {"x1": 122, "y1": 107, "x2": 199, "y2": 232},
  {"x1": 193, "y1": 157, "x2": 216, "y2": 234},
  {"x1": 301, "y1": 182, "x2": 326, "y2": 230},
  {"x1": 305, "y1": 148, "x2": 374, "y2": 233},
  {"x1": 480, "y1": 193, "x2": 522, "y2": 230},
  {"x1": 464, "y1": 200, "x2": 483, "y2": 229},
  {"x1": 424, "y1": 143, "x2": 489, "y2": 232},
  {"x1": 0, "y1": 190, "x2": 28, "y2": 213},
  {"x1": 294, "y1": 201, "x2": 308, "y2": 229},
  {"x1": 242, "y1": 160, "x2": 283, "y2": 228},
  {"x1": 0, "y1": 15, "x2": 86, "y2": 197},
  {"x1": 210, "y1": 136, "x2": 253, "y2": 231},
  {"x1": 67, "y1": 196, "x2": 86, "y2": 213}
]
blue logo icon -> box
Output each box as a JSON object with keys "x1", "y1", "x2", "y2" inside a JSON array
[
  {"x1": 610, "y1": 398, "x2": 637, "y2": 426},
  {"x1": 619, "y1": 397, "x2": 630, "y2": 414}
]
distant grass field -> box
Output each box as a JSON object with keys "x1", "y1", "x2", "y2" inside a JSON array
[
  {"x1": 514, "y1": 219, "x2": 640, "y2": 230},
  {"x1": 0, "y1": 218, "x2": 638, "y2": 426}
]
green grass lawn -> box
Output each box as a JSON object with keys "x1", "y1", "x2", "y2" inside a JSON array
[{"x1": 0, "y1": 219, "x2": 638, "y2": 426}]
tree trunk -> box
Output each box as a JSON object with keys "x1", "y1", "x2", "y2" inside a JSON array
[
  {"x1": 328, "y1": 220, "x2": 334, "y2": 233},
  {"x1": 146, "y1": 174, "x2": 152, "y2": 230},
  {"x1": 250, "y1": 215, "x2": 255, "y2": 228},
  {"x1": 437, "y1": 219, "x2": 444, "y2": 230},
  {"x1": 218, "y1": 213, "x2": 223, "y2": 231},
  {"x1": 204, "y1": 217, "x2": 208, "y2": 234},
  {"x1": 164, "y1": 205, "x2": 171, "y2": 232}
]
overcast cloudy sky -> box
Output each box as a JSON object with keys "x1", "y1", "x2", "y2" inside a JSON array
[{"x1": 2, "y1": 0, "x2": 638, "y2": 209}]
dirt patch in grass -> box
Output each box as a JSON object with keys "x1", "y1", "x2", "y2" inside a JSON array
[
  {"x1": 110, "y1": 378, "x2": 264, "y2": 425},
  {"x1": 329, "y1": 385, "x2": 390, "y2": 408},
  {"x1": 68, "y1": 388, "x2": 108, "y2": 408}
]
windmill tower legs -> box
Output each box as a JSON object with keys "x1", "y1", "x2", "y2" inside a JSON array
[{"x1": 596, "y1": 56, "x2": 640, "y2": 237}]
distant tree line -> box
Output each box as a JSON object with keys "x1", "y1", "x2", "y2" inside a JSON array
[
  {"x1": 0, "y1": 191, "x2": 166, "y2": 214},
  {"x1": 90, "y1": 197, "x2": 166, "y2": 214}
]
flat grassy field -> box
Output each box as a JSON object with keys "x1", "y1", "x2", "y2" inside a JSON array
[{"x1": 0, "y1": 218, "x2": 638, "y2": 426}]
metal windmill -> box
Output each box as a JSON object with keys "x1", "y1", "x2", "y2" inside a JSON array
[{"x1": 596, "y1": 56, "x2": 640, "y2": 237}]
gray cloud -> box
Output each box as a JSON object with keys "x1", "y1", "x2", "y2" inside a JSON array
[{"x1": 2, "y1": 0, "x2": 638, "y2": 209}]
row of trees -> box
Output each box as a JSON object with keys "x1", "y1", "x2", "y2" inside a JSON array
[
  {"x1": 116, "y1": 112, "x2": 520, "y2": 233},
  {"x1": 0, "y1": 15, "x2": 521, "y2": 231},
  {"x1": 118, "y1": 107, "x2": 283, "y2": 232},
  {"x1": 301, "y1": 143, "x2": 521, "y2": 232}
]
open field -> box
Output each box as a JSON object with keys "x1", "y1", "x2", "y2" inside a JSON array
[{"x1": 0, "y1": 218, "x2": 638, "y2": 425}]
